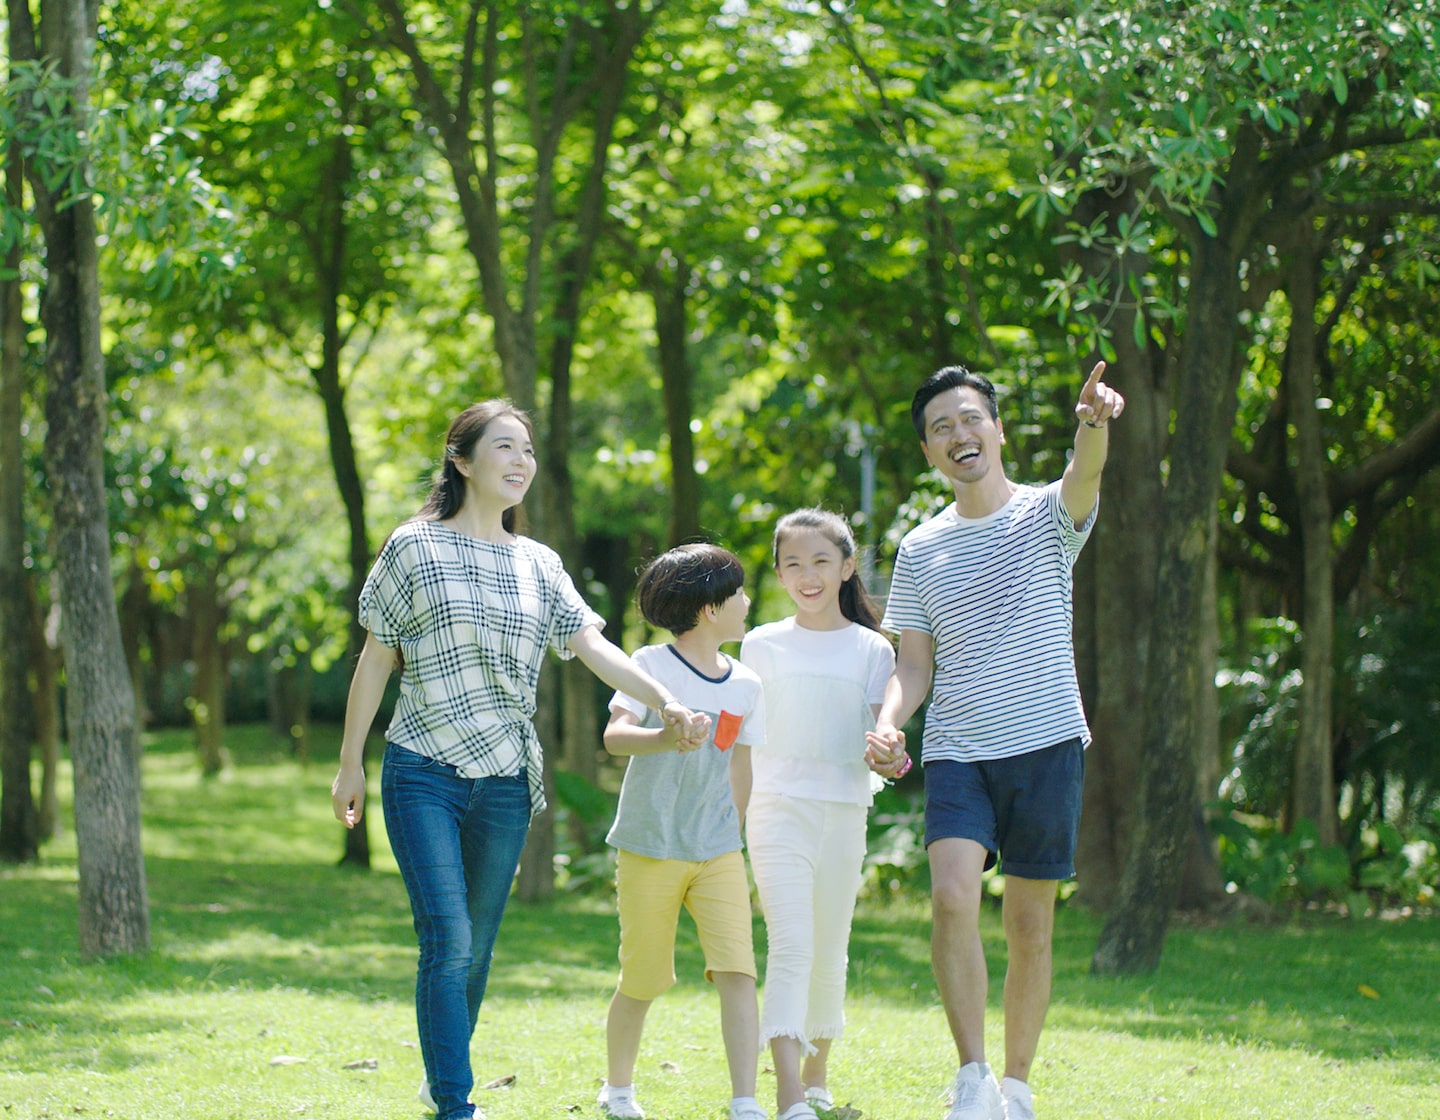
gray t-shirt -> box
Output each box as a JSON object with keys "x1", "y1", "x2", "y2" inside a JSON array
[{"x1": 605, "y1": 644, "x2": 766, "y2": 862}]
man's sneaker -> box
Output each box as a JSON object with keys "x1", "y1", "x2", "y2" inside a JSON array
[
  {"x1": 779, "y1": 1102, "x2": 819, "y2": 1120},
  {"x1": 1001, "y1": 1077, "x2": 1035, "y2": 1120},
  {"x1": 597, "y1": 1081, "x2": 646, "y2": 1120},
  {"x1": 943, "y1": 1062, "x2": 1005, "y2": 1120},
  {"x1": 729, "y1": 1096, "x2": 769, "y2": 1120},
  {"x1": 804, "y1": 1086, "x2": 834, "y2": 1112}
]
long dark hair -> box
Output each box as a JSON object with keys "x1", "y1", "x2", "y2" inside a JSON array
[
  {"x1": 415, "y1": 399, "x2": 533, "y2": 533},
  {"x1": 773, "y1": 508, "x2": 882, "y2": 632}
]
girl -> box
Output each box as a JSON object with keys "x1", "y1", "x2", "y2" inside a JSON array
[
  {"x1": 330, "y1": 400, "x2": 705, "y2": 1120},
  {"x1": 739, "y1": 508, "x2": 906, "y2": 1120}
]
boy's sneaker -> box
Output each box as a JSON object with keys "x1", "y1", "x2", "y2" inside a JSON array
[
  {"x1": 597, "y1": 1081, "x2": 646, "y2": 1120},
  {"x1": 779, "y1": 1103, "x2": 819, "y2": 1120},
  {"x1": 729, "y1": 1096, "x2": 769, "y2": 1120},
  {"x1": 804, "y1": 1086, "x2": 834, "y2": 1112},
  {"x1": 1001, "y1": 1077, "x2": 1035, "y2": 1120},
  {"x1": 943, "y1": 1062, "x2": 1005, "y2": 1120}
]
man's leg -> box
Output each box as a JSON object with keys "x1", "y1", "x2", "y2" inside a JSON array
[
  {"x1": 1000, "y1": 875, "x2": 1058, "y2": 1085},
  {"x1": 928, "y1": 837, "x2": 991, "y2": 1064}
]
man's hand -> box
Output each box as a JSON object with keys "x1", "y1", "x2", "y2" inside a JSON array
[{"x1": 1075, "y1": 360, "x2": 1125, "y2": 428}]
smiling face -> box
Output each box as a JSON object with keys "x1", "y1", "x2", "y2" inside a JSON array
[
  {"x1": 454, "y1": 414, "x2": 536, "y2": 509},
  {"x1": 920, "y1": 385, "x2": 1006, "y2": 491},
  {"x1": 775, "y1": 527, "x2": 854, "y2": 629}
]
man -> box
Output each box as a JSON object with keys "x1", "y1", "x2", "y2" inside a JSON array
[{"x1": 866, "y1": 362, "x2": 1124, "y2": 1120}]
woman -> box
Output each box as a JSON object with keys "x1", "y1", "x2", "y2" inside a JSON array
[{"x1": 331, "y1": 399, "x2": 705, "y2": 1120}]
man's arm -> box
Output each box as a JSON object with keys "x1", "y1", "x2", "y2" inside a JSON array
[
  {"x1": 865, "y1": 629, "x2": 934, "y2": 776},
  {"x1": 1061, "y1": 359, "x2": 1126, "y2": 524}
]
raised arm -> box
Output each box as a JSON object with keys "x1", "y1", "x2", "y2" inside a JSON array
[{"x1": 1061, "y1": 359, "x2": 1126, "y2": 524}]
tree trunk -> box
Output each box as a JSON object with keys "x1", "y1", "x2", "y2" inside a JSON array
[
  {"x1": 118, "y1": 561, "x2": 152, "y2": 727},
  {"x1": 1065, "y1": 185, "x2": 1166, "y2": 912},
  {"x1": 650, "y1": 253, "x2": 702, "y2": 545},
  {"x1": 19, "y1": 0, "x2": 150, "y2": 957},
  {"x1": 1282, "y1": 243, "x2": 1338, "y2": 845},
  {"x1": 0, "y1": 141, "x2": 39, "y2": 863},
  {"x1": 27, "y1": 573, "x2": 63, "y2": 839},
  {"x1": 189, "y1": 568, "x2": 229, "y2": 775},
  {"x1": 1093, "y1": 155, "x2": 1269, "y2": 973},
  {"x1": 270, "y1": 653, "x2": 314, "y2": 762},
  {"x1": 309, "y1": 122, "x2": 372, "y2": 866}
]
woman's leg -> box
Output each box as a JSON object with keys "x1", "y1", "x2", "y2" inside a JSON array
[
  {"x1": 459, "y1": 772, "x2": 531, "y2": 1032},
  {"x1": 382, "y1": 746, "x2": 483, "y2": 1120}
]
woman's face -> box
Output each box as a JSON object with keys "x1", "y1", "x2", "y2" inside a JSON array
[{"x1": 455, "y1": 414, "x2": 536, "y2": 508}]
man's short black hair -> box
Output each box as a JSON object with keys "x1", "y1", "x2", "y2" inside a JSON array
[
  {"x1": 910, "y1": 365, "x2": 999, "y2": 438},
  {"x1": 637, "y1": 543, "x2": 746, "y2": 636}
]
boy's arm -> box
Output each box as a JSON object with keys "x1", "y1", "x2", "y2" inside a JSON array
[
  {"x1": 729, "y1": 744, "x2": 753, "y2": 825},
  {"x1": 603, "y1": 706, "x2": 701, "y2": 756}
]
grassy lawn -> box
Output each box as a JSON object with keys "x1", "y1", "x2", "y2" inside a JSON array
[{"x1": 2, "y1": 725, "x2": 1436, "y2": 1119}]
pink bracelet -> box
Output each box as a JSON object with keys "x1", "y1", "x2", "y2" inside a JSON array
[{"x1": 895, "y1": 755, "x2": 913, "y2": 779}]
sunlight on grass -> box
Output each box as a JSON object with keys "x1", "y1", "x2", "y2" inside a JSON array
[{"x1": 2, "y1": 723, "x2": 1437, "y2": 1118}]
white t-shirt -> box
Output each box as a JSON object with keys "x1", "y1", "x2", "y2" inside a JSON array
[
  {"x1": 740, "y1": 618, "x2": 895, "y2": 805},
  {"x1": 882, "y1": 480, "x2": 1094, "y2": 763}
]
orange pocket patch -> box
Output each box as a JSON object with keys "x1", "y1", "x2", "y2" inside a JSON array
[{"x1": 713, "y1": 710, "x2": 743, "y2": 751}]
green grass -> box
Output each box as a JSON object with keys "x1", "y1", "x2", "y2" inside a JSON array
[{"x1": 2, "y1": 725, "x2": 1437, "y2": 1120}]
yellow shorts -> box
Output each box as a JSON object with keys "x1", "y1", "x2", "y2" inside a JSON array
[{"x1": 615, "y1": 848, "x2": 756, "y2": 1001}]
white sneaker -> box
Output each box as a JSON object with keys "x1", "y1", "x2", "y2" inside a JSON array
[
  {"x1": 943, "y1": 1062, "x2": 1005, "y2": 1120},
  {"x1": 597, "y1": 1081, "x2": 646, "y2": 1120},
  {"x1": 729, "y1": 1097, "x2": 769, "y2": 1120},
  {"x1": 1001, "y1": 1077, "x2": 1035, "y2": 1120},
  {"x1": 804, "y1": 1086, "x2": 834, "y2": 1112},
  {"x1": 779, "y1": 1103, "x2": 819, "y2": 1120}
]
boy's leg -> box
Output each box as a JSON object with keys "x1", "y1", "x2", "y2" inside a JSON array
[
  {"x1": 608, "y1": 851, "x2": 688, "y2": 1088},
  {"x1": 606, "y1": 989, "x2": 654, "y2": 1088},
  {"x1": 684, "y1": 850, "x2": 759, "y2": 1101},
  {"x1": 713, "y1": 970, "x2": 760, "y2": 1099}
]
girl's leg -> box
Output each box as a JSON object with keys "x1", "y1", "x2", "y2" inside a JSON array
[
  {"x1": 804, "y1": 804, "x2": 867, "y2": 1094},
  {"x1": 801, "y1": 1038, "x2": 833, "y2": 1099},
  {"x1": 748, "y1": 794, "x2": 822, "y2": 1112},
  {"x1": 381, "y1": 745, "x2": 480, "y2": 1120},
  {"x1": 459, "y1": 772, "x2": 531, "y2": 1032}
]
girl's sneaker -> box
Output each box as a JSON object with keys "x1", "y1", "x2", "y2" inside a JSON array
[
  {"x1": 779, "y1": 1103, "x2": 819, "y2": 1120},
  {"x1": 597, "y1": 1081, "x2": 646, "y2": 1120},
  {"x1": 804, "y1": 1086, "x2": 835, "y2": 1112}
]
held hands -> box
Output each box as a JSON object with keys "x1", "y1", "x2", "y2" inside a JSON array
[
  {"x1": 1075, "y1": 360, "x2": 1125, "y2": 428},
  {"x1": 865, "y1": 724, "x2": 912, "y2": 781},
  {"x1": 661, "y1": 701, "x2": 712, "y2": 753},
  {"x1": 331, "y1": 765, "x2": 366, "y2": 829}
]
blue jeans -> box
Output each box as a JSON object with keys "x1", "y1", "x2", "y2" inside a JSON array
[{"x1": 381, "y1": 744, "x2": 531, "y2": 1120}]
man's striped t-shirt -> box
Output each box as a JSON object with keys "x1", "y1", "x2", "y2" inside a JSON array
[{"x1": 882, "y1": 480, "x2": 1094, "y2": 763}]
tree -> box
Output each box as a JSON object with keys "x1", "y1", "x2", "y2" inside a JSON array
[{"x1": 7, "y1": 0, "x2": 148, "y2": 954}]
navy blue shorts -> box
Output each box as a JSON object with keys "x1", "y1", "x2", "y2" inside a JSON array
[{"x1": 923, "y1": 738, "x2": 1085, "y2": 880}]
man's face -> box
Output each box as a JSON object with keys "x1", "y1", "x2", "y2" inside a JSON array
[{"x1": 920, "y1": 386, "x2": 1005, "y2": 488}]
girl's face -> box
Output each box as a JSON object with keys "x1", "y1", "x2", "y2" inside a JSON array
[
  {"x1": 454, "y1": 415, "x2": 536, "y2": 509},
  {"x1": 775, "y1": 528, "x2": 854, "y2": 626}
]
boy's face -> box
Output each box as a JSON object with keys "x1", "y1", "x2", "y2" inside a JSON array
[{"x1": 711, "y1": 587, "x2": 751, "y2": 643}]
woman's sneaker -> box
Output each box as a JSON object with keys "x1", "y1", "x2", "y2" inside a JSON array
[
  {"x1": 418, "y1": 1079, "x2": 485, "y2": 1119},
  {"x1": 597, "y1": 1081, "x2": 646, "y2": 1119}
]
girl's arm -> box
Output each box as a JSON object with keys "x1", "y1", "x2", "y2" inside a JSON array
[
  {"x1": 569, "y1": 623, "x2": 709, "y2": 744},
  {"x1": 603, "y1": 706, "x2": 699, "y2": 756},
  {"x1": 331, "y1": 631, "x2": 399, "y2": 827},
  {"x1": 729, "y1": 744, "x2": 753, "y2": 825}
]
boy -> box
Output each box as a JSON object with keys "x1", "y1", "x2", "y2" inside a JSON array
[{"x1": 597, "y1": 543, "x2": 768, "y2": 1120}]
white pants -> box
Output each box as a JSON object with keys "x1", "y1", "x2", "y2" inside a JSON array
[{"x1": 747, "y1": 791, "x2": 868, "y2": 1053}]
